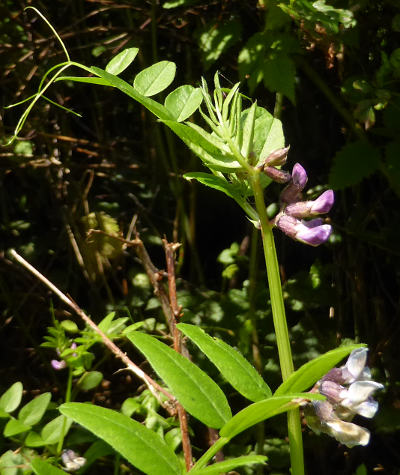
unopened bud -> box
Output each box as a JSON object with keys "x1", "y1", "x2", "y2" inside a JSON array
[
  {"x1": 264, "y1": 146, "x2": 290, "y2": 167},
  {"x1": 264, "y1": 166, "x2": 291, "y2": 183},
  {"x1": 280, "y1": 163, "x2": 308, "y2": 204}
]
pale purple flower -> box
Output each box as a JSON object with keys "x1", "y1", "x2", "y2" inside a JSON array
[
  {"x1": 61, "y1": 449, "x2": 86, "y2": 472},
  {"x1": 274, "y1": 215, "x2": 332, "y2": 247},
  {"x1": 305, "y1": 348, "x2": 383, "y2": 448},
  {"x1": 285, "y1": 190, "x2": 334, "y2": 218},
  {"x1": 51, "y1": 359, "x2": 67, "y2": 370},
  {"x1": 50, "y1": 342, "x2": 78, "y2": 371}
]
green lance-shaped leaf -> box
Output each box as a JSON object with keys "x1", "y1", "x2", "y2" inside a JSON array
[
  {"x1": 90, "y1": 67, "x2": 172, "y2": 120},
  {"x1": 219, "y1": 393, "x2": 324, "y2": 440},
  {"x1": 189, "y1": 455, "x2": 267, "y2": 474},
  {"x1": 164, "y1": 85, "x2": 203, "y2": 122},
  {"x1": 274, "y1": 344, "x2": 365, "y2": 396},
  {"x1": 183, "y1": 172, "x2": 259, "y2": 221},
  {"x1": 0, "y1": 381, "x2": 23, "y2": 414},
  {"x1": 127, "y1": 331, "x2": 232, "y2": 428},
  {"x1": 177, "y1": 323, "x2": 271, "y2": 402},
  {"x1": 59, "y1": 403, "x2": 181, "y2": 475},
  {"x1": 31, "y1": 458, "x2": 68, "y2": 475},
  {"x1": 134, "y1": 61, "x2": 176, "y2": 97},
  {"x1": 105, "y1": 47, "x2": 139, "y2": 75},
  {"x1": 55, "y1": 76, "x2": 111, "y2": 86},
  {"x1": 161, "y1": 120, "x2": 242, "y2": 172}
]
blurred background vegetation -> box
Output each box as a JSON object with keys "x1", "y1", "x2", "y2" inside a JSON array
[{"x1": 1, "y1": 0, "x2": 399, "y2": 473}]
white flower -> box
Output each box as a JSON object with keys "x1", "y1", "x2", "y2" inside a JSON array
[{"x1": 305, "y1": 348, "x2": 383, "y2": 447}]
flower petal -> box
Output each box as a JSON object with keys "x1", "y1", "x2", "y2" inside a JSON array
[
  {"x1": 292, "y1": 163, "x2": 308, "y2": 189},
  {"x1": 296, "y1": 224, "x2": 332, "y2": 246},
  {"x1": 310, "y1": 190, "x2": 335, "y2": 214},
  {"x1": 346, "y1": 381, "x2": 384, "y2": 403},
  {"x1": 343, "y1": 348, "x2": 368, "y2": 382},
  {"x1": 325, "y1": 419, "x2": 370, "y2": 447}
]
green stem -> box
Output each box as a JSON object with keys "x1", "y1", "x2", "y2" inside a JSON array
[
  {"x1": 249, "y1": 169, "x2": 304, "y2": 475},
  {"x1": 189, "y1": 437, "x2": 230, "y2": 472},
  {"x1": 57, "y1": 367, "x2": 73, "y2": 454}
]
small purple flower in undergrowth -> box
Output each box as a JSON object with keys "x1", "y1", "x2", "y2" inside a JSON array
[
  {"x1": 265, "y1": 153, "x2": 334, "y2": 246},
  {"x1": 50, "y1": 343, "x2": 77, "y2": 371},
  {"x1": 304, "y1": 348, "x2": 383, "y2": 448},
  {"x1": 51, "y1": 359, "x2": 67, "y2": 370}
]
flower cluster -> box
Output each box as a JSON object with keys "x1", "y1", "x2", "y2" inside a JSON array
[
  {"x1": 263, "y1": 148, "x2": 334, "y2": 246},
  {"x1": 304, "y1": 348, "x2": 383, "y2": 447}
]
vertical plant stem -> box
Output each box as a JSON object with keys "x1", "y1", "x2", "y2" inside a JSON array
[
  {"x1": 57, "y1": 367, "x2": 73, "y2": 454},
  {"x1": 163, "y1": 240, "x2": 193, "y2": 470},
  {"x1": 247, "y1": 227, "x2": 265, "y2": 475},
  {"x1": 249, "y1": 170, "x2": 304, "y2": 475}
]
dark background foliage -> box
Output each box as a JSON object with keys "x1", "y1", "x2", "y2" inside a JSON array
[{"x1": 1, "y1": 0, "x2": 400, "y2": 473}]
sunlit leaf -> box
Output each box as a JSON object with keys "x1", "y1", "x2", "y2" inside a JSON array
[
  {"x1": 164, "y1": 85, "x2": 203, "y2": 121},
  {"x1": 161, "y1": 120, "x2": 242, "y2": 172},
  {"x1": 105, "y1": 47, "x2": 139, "y2": 75},
  {"x1": 219, "y1": 393, "x2": 324, "y2": 439},
  {"x1": 90, "y1": 67, "x2": 172, "y2": 120},
  {"x1": 177, "y1": 323, "x2": 271, "y2": 402},
  {"x1": 275, "y1": 344, "x2": 365, "y2": 396},
  {"x1": 60, "y1": 403, "x2": 181, "y2": 475},
  {"x1": 134, "y1": 61, "x2": 176, "y2": 97},
  {"x1": 189, "y1": 455, "x2": 267, "y2": 474},
  {"x1": 0, "y1": 382, "x2": 23, "y2": 413},
  {"x1": 127, "y1": 331, "x2": 232, "y2": 428}
]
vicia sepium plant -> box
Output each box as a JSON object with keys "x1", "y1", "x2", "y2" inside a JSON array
[{"x1": 7, "y1": 10, "x2": 383, "y2": 475}]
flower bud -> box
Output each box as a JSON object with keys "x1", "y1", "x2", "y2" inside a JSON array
[
  {"x1": 264, "y1": 146, "x2": 290, "y2": 167},
  {"x1": 280, "y1": 163, "x2": 308, "y2": 204},
  {"x1": 263, "y1": 166, "x2": 291, "y2": 184}
]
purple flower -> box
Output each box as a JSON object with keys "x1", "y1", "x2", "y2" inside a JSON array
[
  {"x1": 305, "y1": 348, "x2": 383, "y2": 448},
  {"x1": 271, "y1": 159, "x2": 334, "y2": 246},
  {"x1": 51, "y1": 359, "x2": 67, "y2": 370},
  {"x1": 274, "y1": 215, "x2": 332, "y2": 247},
  {"x1": 285, "y1": 190, "x2": 334, "y2": 218},
  {"x1": 280, "y1": 163, "x2": 308, "y2": 204},
  {"x1": 50, "y1": 342, "x2": 78, "y2": 371}
]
